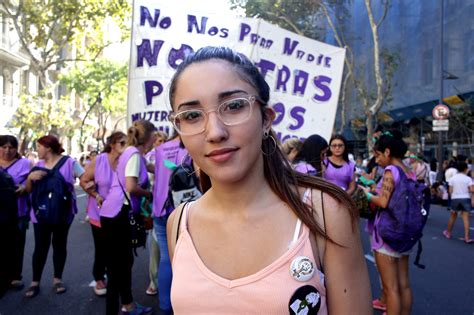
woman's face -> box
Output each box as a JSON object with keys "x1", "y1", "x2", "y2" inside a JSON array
[
  {"x1": 172, "y1": 59, "x2": 272, "y2": 184},
  {"x1": 374, "y1": 149, "x2": 390, "y2": 167},
  {"x1": 113, "y1": 137, "x2": 127, "y2": 154},
  {"x1": 329, "y1": 139, "x2": 345, "y2": 157},
  {"x1": 154, "y1": 135, "x2": 165, "y2": 147},
  {"x1": 36, "y1": 143, "x2": 49, "y2": 159},
  {"x1": 0, "y1": 143, "x2": 17, "y2": 161}
]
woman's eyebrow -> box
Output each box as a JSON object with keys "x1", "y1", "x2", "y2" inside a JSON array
[
  {"x1": 177, "y1": 100, "x2": 200, "y2": 111},
  {"x1": 217, "y1": 89, "x2": 248, "y2": 100}
]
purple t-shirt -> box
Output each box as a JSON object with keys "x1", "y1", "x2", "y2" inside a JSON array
[
  {"x1": 152, "y1": 139, "x2": 188, "y2": 218},
  {"x1": 293, "y1": 161, "x2": 317, "y2": 176},
  {"x1": 323, "y1": 159, "x2": 355, "y2": 191},
  {"x1": 4, "y1": 158, "x2": 31, "y2": 217}
]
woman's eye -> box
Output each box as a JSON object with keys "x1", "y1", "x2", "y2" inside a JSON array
[
  {"x1": 181, "y1": 111, "x2": 203, "y2": 121},
  {"x1": 222, "y1": 99, "x2": 246, "y2": 112}
]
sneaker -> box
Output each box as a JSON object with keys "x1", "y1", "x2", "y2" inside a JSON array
[
  {"x1": 122, "y1": 302, "x2": 152, "y2": 315},
  {"x1": 442, "y1": 230, "x2": 451, "y2": 239},
  {"x1": 145, "y1": 285, "x2": 157, "y2": 296},
  {"x1": 372, "y1": 298, "x2": 387, "y2": 311},
  {"x1": 94, "y1": 280, "x2": 107, "y2": 296}
]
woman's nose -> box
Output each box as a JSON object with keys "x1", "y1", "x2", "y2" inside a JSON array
[{"x1": 204, "y1": 112, "x2": 228, "y2": 143}]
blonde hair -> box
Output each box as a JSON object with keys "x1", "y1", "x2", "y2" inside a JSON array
[
  {"x1": 126, "y1": 120, "x2": 156, "y2": 147},
  {"x1": 281, "y1": 138, "x2": 302, "y2": 156}
]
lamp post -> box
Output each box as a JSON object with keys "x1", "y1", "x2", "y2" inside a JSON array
[{"x1": 437, "y1": 0, "x2": 444, "y2": 173}]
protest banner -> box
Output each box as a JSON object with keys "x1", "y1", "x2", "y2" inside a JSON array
[{"x1": 128, "y1": 0, "x2": 346, "y2": 141}]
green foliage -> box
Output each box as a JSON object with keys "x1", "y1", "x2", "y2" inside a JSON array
[
  {"x1": 2, "y1": 0, "x2": 131, "y2": 84},
  {"x1": 60, "y1": 60, "x2": 128, "y2": 113},
  {"x1": 231, "y1": 0, "x2": 328, "y2": 40},
  {"x1": 10, "y1": 89, "x2": 74, "y2": 139}
]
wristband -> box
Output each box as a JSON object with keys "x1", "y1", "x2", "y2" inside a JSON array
[{"x1": 367, "y1": 192, "x2": 373, "y2": 202}]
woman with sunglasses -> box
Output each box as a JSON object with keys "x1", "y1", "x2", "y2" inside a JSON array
[
  {"x1": 165, "y1": 46, "x2": 371, "y2": 314},
  {"x1": 79, "y1": 131, "x2": 126, "y2": 297},
  {"x1": 100, "y1": 121, "x2": 155, "y2": 315},
  {"x1": 323, "y1": 135, "x2": 356, "y2": 195}
]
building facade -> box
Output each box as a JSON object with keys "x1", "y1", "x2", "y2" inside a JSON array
[{"x1": 335, "y1": 0, "x2": 473, "y2": 158}]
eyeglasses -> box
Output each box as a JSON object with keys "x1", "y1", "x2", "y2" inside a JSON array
[
  {"x1": 330, "y1": 144, "x2": 344, "y2": 148},
  {"x1": 170, "y1": 95, "x2": 258, "y2": 136}
]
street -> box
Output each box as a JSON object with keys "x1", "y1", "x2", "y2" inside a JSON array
[{"x1": 0, "y1": 188, "x2": 473, "y2": 314}]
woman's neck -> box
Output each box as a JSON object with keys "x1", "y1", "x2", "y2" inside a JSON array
[
  {"x1": 205, "y1": 164, "x2": 276, "y2": 217},
  {"x1": 0, "y1": 157, "x2": 17, "y2": 167},
  {"x1": 329, "y1": 155, "x2": 344, "y2": 164},
  {"x1": 108, "y1": 150, "x2": 121, "y2": 169}
]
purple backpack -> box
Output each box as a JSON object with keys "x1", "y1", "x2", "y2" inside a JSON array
[{"x1": 375, "y1": 166, "x2": 428, "y2": 259}]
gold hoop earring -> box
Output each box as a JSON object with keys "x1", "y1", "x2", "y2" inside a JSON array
[
  {"x1": 180, "y1": 153, "x2": 199, "y2": 176},
  {"x1": 261, "y1": 134, "x2": 277, "y2": 155}
]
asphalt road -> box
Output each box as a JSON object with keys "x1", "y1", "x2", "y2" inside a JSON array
[{"x1": 0, "y1": 188, "x2": 473, "y2": 314}]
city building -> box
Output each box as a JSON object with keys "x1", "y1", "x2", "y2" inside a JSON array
[{"x1": 333, "y1": 0, "x2": 473, "y2": 159}]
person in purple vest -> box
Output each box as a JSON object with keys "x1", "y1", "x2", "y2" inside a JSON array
[
  {"x1": 292, "y1": 134, "x2": 329, "y2": 177},
  {"x1": 24, "y1": 135, "x2": 84, "y2": 298},
  {"x1": 323, "y1": 135, "x2": 356, "y2": 195},
  {"x1": 360, "y1": 130, "x2": 415, "y2": 315},
  {"x1": 151, "y1": 134, "x2": 188, "y2": 314},
  {"x1": 100, "y1": 120, "x2": 155, "y2": 315},
  {"x1": 79, "y1": 131, "x2": 126, "y2": 297},
  {"x1": 0, "y1": 135, "x2": 31, "y2": 297}
]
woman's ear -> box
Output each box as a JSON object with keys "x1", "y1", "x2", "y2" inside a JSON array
[
  {"x1": 262, "y1": 107, "x2": 275, "y2": 132},
  {"x1": 384, "y1": 148, "x2": 391, "y2": 157}
]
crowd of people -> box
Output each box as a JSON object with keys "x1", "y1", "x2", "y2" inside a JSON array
[{"x1": 0, "y1": 46, "x2": 473, "y2": 315}]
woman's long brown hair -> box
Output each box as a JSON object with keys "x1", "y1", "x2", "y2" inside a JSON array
[{"x1": 171, "y1": 46, "x2": 357, "y2": 241}]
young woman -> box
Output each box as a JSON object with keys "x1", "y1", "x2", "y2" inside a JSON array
[
  {"x1": 100, "y1": 121, "x2": 155, "y2": 315},
  {"x1": 293, "y1": 134, "x2": 329, "y2": 177},
  {"x1": 361, "y1": 130, "x2": 414, "y2": 315},
  {"x1": 151, "y1": 134, "x2": 188, "y2": 314},
  {"x1": 166, "y1": 46, "x2": 371, "y2": 314},
  {"x1": 79, "y1": 131, "x2": 127, "y2": 296},
  {"x1": 0, "y1": 135, "x2": 31, "y2": 295},
  {"x1": 144, "y1": 130, "x2": 167, "y2": 296},
  {"x1": 323, "y1": 135, "x2": 356, "y2": 194},
  {"x1": 443, "y1": 162, "x2": 473, "y2": 243},
  {"x1": 24, "y1": 135, "x2": 84, "y2": 298}
]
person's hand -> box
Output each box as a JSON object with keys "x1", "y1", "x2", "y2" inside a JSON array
[
  {"x1": 358, "y1": 185, "x2": 370, "y2": 194},
  {"x1": 96, "y1": 194, "x2": 104, "y2": 207},
  {"x1": 28, "y1": 170, "x2": 47, "y2": 181},
  {"x1": 15, "y1": 184, "x2": 25, "y2": 195}
]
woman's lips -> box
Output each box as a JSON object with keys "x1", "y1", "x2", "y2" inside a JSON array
[{"x1": 205, "y1": 148, "x2": 238, "y2": 163}]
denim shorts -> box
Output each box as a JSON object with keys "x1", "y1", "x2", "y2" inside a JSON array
[{"x1": 450, "y1": 198, "x2": 471, "y2": 212}]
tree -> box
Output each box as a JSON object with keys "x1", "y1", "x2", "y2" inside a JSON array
[
  {"x1": 232, "y1": 0, "x2": 399, "y2": 149},
  {"x1": 60, "y1": 60, "x2": 128, "y2": 151},
  {"x1": 1, "y1": 0, "x2": 130, "y2": 90},
  {"x1": 10, "y1": 89, "x2": 74, "y2": 153},
  {"x1": 2, "y1": 0, "x2": 130, "y2": 151}
]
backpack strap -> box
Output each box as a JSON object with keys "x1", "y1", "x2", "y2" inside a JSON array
[
  {"x1": 169, "y1": 202, "x2": 188, "y2": 257},
  {"x1": 52, "y1": 156, "x2": 69, "y2": 173}
]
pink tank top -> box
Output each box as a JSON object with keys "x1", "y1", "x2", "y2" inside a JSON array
[{"x1": 171, "y1": 199, "x2": 328, "y2": 314}]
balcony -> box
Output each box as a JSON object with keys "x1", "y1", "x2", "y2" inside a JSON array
[{"x1": 0, "y1": 31, "x2": 30, "y2": 67}]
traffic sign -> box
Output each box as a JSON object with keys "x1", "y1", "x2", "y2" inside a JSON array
[
  {"x1": 433, "y1": 119, "x2": 449, "y2": 131},
  {"x1": 432, "y1": 104, "x2": 450, "y2": 119}
]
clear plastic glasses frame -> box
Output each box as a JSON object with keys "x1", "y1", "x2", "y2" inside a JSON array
[{"x1": 170, "y1": 95, "x2": 258, "y2": 135}]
